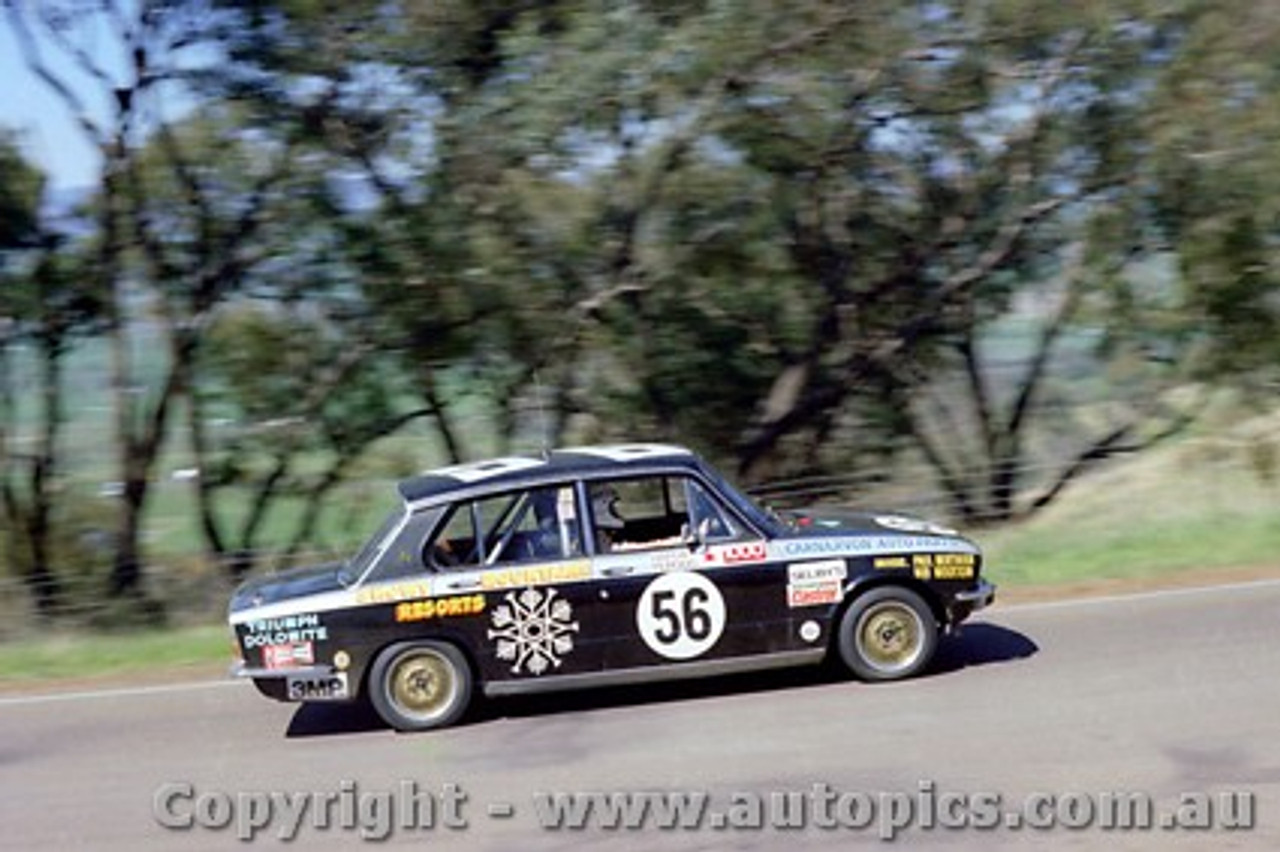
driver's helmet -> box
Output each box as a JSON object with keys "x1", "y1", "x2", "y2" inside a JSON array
[
  {"x1": 592, "y1": 486, "x2": 624, "y2": 530},
  {"x1": 530, "y1": 488, "x2": 559, "y2": 525}
]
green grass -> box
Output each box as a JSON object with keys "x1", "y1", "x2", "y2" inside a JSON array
[
  {"x1": 983, "y1": 418, "x2": 1280, "y2": 587},
  {"x1": 986, "y1": 512, "x2": 1280, "y2": 587},
  {"x1": 0, "y1": 625, "x2": 233, "y2": 687}
]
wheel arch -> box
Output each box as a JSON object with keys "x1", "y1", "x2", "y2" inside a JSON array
[
  {"x1": 837, "y1": 575, "x2": 947, "y2": 630},
  {"x1": 358, "y1": 629, "x2": 484, "y2": 703},
  {"x1": 830, "y1": 577, "x2": 941, "y2": 681}
]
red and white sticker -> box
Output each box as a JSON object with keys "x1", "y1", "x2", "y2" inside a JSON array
[
  {"x1": 703, "y1": 541, "x2": 767, "y2": 565},
  {"x1": 787, "y1": 581, "x2": 842, "y2": 608},
  {"x1": 263, "y1": 641, "x2": 315, "y2": 670}
]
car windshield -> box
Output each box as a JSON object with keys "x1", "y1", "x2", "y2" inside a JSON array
[
  {"x1": 698, "y1": 462, "x2": 782, "y2": 534},
  {"x1": 339, "y1": 503, "x2": 408, "y2": 585}
]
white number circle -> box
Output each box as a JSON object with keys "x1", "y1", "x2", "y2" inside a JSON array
[{"x1": 636, "y1": 572, "x2": 726, "y2": 660}]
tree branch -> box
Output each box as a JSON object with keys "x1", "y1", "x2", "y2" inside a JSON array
[
  {"x1": 1023, "y1": 408, "x2": 1199, "y2": 517},
  {"x1": 5, "y1": 4, "x2": 107, "y2": 147}
]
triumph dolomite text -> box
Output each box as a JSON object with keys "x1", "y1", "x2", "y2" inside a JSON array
[{"x1": 228, "y1": 444, "x2": 996, "y2": 731}]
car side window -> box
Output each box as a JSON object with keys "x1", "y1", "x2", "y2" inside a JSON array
[
  {"x1": 684, "y1": 479, "x2": 740, "y2": 541},
  {"x1": 427, "y1": 485, "x2": 582, "y2": 569},
  {"x1": 588, "y1": 475, "x2": 744, "y2": 553},
  {"x1": 356, "y1": 507, "x2": 442, "y2": 582}
]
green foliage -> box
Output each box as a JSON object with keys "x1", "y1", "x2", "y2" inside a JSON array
[
  {"x1": 197, "y1": 300, "x2": 414, "y2": 544},
  {"x1": 203, "y1": 305, "x2": 325, "y2": 431},
  {"x1": 4, "y1": 0, "x2": 1280, "y2": 620},
  {"x1": 1142, "y1": 0, "x2": 1280, "y2": 383},
  {"x1": 2, "y1": 488, "x2": 119, "y2": 621},
  {"x1": 0, "y1": 131, "x2": 44, "y2": 251}
]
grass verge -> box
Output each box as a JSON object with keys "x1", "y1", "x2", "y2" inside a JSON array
[{"x1": 0, "y1": 625, "x2": 232, "y2": 691}]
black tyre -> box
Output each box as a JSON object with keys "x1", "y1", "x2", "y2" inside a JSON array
[
  {"x1": 836, "y1": 586, "x2": 937, "y2": 681},
  {"x1": 368, "y1": 641, "x2": 473, "y2": 732}
]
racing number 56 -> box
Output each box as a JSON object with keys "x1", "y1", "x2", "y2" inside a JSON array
[
  {"x1": 649, "y1": 587, "x2": 714, "y2": 643},
  {"x1": 636, "y1": 573, "x2": 726, "y2": 660}
]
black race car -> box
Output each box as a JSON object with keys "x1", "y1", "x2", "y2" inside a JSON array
[{"x1": 229, "y1": 443, "x2": 995, "y2": 731}]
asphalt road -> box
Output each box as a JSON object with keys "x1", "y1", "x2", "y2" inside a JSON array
[{"x1": 3, "y1": 580, "x2": 1278, "y2": 850}]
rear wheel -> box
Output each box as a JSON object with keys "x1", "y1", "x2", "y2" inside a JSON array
[
  {"x1": 836, "y1": 587, "x2": 937, "y2": 681},
  {"x1": 368, "y1": 641, "x2": 473, "y2": 731}
]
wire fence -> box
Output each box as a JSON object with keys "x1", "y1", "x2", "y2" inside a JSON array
[{"x1": 2, "y1": 428, "x2": 1275, "y2": 639}]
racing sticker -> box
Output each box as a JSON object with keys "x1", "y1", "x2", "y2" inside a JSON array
[
  {"x1": 787, "y1": 583, "x2": 842, "y2": 608},
  {"x1": 395, "y1": 594, "x2": 486, "y2": 623},
  {"x1": 702, "y1": 541, "x2": 767, "y2": 566},
  {"x1": 488, "y1": 587, "x2": 580, "y2": 675},
  {"x1": 356, "y1": 580, "x2": 433, "y2": 606},
  {"x1": 242, "y1": 613, "x2": 328, "y2": 648},
  {"x1": 875, "y1": 514, "x2": 957, "y2": 536},
  {"x1": 432, "y1": 456, "x2": 546, "y2": 484},
  {"x1": 636, "y1": 572, "x2": 726, "y2": 660},
  {"x1": 263, "y1": 641, "x2": 314, "y2": 670},
  {"x1": 912, "y1": 552, "x2": 975, "y2": 580},
  {"x1": 786, "y1": 559, "x2": 846, "y2": 608},
  {"x1": 787, "y1": 559, "x2": 846, "y2": 585},
  {"x1": 480, "y1": 561, "x2": 591, "y2": 591},
  {"x1": 564, "y1": 444, "x2": 690, "y2": 462},
  {"x1": 286, "y1": 672, "x2": 349, "y2": 701}
]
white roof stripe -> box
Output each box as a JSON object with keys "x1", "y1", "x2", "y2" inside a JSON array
[
  {"x1": 425, "y1": 456, "x2": 547, "y2": 484},
  {"x1": 557, "y1": 444, "x2": 692, "y2": 462}
]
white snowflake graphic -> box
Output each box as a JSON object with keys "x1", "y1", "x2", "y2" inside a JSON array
[{"x1": 488, "y1": 587, "x2": 580, "y2": 676}]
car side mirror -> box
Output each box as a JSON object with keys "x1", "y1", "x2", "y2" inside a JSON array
[{"x1": 683, "y1": 518, "x2": 712, "y2": 551}]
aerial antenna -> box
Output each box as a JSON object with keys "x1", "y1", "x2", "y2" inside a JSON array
[{"x1": 533, "y1": 369, "x2": 551, "y2": 459}]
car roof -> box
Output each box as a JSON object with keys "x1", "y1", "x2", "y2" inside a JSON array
[{"x1": 397, "y1": 443, "x2": 700, "y2": 506}]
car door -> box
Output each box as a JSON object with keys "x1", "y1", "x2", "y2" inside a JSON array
[
  {"x1": 420, "y1": 483, "x2": 615, "y2": 686},
  {"x1": 583, "y1": 472, "x2": 793, "y2": 672}
]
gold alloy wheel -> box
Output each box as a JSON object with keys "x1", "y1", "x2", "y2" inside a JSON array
[
  {"x1": 856, "y1": 601, "x2": 925, "y2": 675},
  {"x1": 389, "y1": 650, "x2": 458, "y2": 722}
]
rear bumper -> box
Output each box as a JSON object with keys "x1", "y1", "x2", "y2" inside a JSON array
[
  {"x1": 230, "y1": 662, "x2": 336, "y2": 680},
  {"x1": 230, "y1": 662, "x2": 344, "y2": 702}
]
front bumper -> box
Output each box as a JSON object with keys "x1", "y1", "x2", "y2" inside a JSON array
[
  {"x1": 949, "y1": 579, "x2": 996, "y2": 625},
  {"x1": 955, "y1": 579, "x2": 996, "y2": 610}
]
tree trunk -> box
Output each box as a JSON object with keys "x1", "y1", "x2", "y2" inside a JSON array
[
  {"x1": 421, "y1": 367, "x2": 464, "y2": 464},
  {"x1": 109, "y1": 482, "x2": 146, "y2": 597},
  {"x1": 24, "y1": 333, "x2": 65, "y2": 615},
  {"x1": 186, "y1": 387, "x2": 227, "y2": 566}
]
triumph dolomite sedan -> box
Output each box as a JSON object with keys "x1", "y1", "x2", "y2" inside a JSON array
[{"x1": 229, "y1": 444, "x2": 995, "y2": 731}]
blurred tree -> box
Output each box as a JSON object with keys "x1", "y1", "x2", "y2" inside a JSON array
[
  {"x1": 6, "y1": 1, "x2": 297, "y2": 606},
  {"x1": 4, "y1": 0, "x2": 1277, "y2": 611},
  {"x1": 430, "y1": 0, "x2": 1270, "y2": 521},
  {"x1": 196, "y1": 0, "x2": 1278, "y2": 522},
  {"x1": 193, "y1": 295, "x2": 434, "y2": 576},
  {"x1": 0, "y1": 133, "x2": 103, "y2": 615},
  {"x1": 1145, "y1": 0, "x2": 1280, "y2": 385},
  {"x1": 0, "y1": 129, "x2": 42, "y2": 249},
  {"x1": 200, "y1": 0, "x2": 497, "y2": 459}
]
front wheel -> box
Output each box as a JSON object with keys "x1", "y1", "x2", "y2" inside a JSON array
[
  {"x1": 368, "y1": 641, "x2": 473, "y2": 731},
  {"x1": 836, "y1": 587, "x2": 937, "y2": 681}
]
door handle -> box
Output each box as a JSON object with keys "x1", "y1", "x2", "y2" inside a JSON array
[
  {"x1": 600, "y1": 565, "x2": 635, "y2": 577},
  {"x1": 445, "y1": 578, "x2": 481, "y2": 591}
]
